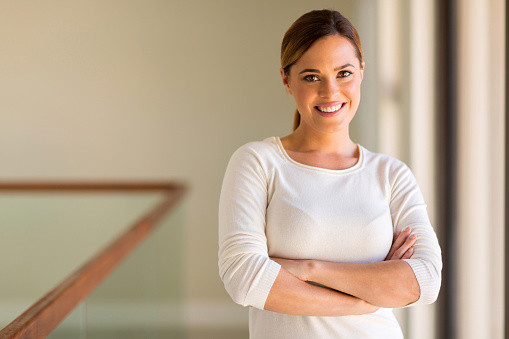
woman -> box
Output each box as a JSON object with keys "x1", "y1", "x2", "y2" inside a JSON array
[{"x1": 218, "y1": 9, "x2": 441, "y2": 338}]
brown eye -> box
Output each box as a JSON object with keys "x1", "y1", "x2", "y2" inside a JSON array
[
  {"x1": 303, "y1": 74, "x2": 320, "y2": 82},
  {"x1": 338, "y1": 71, "x2": 352, "y2": 78}
]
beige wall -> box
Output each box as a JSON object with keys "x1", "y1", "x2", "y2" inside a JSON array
[{"x1": 0, "y1": 0, "x2": 377, "y2": 305}]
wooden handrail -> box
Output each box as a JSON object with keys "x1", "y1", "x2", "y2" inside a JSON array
[
  {"x1": 0, "y1": 181, "x2": 183, "y2": 191},
  {"x1": 0, "y1": 182, "x2": 186, "y2": 339}
]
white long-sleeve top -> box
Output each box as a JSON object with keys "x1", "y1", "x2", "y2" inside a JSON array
[{"x1": 218, "y1": 137, "x2": 442, "y2": 339}]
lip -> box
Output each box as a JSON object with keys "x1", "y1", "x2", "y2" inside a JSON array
[
  {"x1": 314, "y1": 102, "x2": 346, "y2": 117},
  {"x1": 315, "y1": 101, "x2": 343, "y2": 108}
]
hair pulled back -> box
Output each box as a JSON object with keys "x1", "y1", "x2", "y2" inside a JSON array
[{"x1": 281, "y1": 9, "x2": 363, "y2": 130}]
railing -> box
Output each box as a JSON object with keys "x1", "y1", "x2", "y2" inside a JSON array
[{"x1": 0, "y1": 182, "x2": 186, "y2": 339}]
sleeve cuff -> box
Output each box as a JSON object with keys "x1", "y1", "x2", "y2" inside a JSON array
[
  {"x1": 245, "y1": 260, "x2": 281, "y2": 309},
  {"x1": 402, "y1": 258, "x2": 441, "y2": 307}
]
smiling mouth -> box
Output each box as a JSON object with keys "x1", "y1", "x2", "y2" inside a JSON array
[{"x1": 315, "y1": 103, "x2": 344, "y2": 113}]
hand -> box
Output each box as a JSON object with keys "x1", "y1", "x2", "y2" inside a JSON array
[
  {"x1": 271, "y1": 257, "x2": 312, "y2": 281},
  {"x1": 385, "y1": 227, "x2": 416, "y2": 260}
]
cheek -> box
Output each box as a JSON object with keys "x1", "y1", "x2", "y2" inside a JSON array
[
  {"x1": 341, "y1": 81, "x2": 361, "y2": 98},
  {"x1": 293, "y1": 86, "x2": 314, "y2": 105}
]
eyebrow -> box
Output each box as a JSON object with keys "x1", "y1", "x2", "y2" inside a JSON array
[{"x1": 298, "y1": 64, "x2": 356, "y2": 74}]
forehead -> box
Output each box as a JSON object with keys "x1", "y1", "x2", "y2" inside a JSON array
[{"x1": 293, "y1": 35, "x2": 360, "y2": 70}]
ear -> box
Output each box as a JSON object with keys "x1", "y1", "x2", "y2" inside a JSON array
[
  {"x1": 359, "y1": 61, "x2": 365, "y2": 81},
  {"x1": 280, "y1": 68, "x2": 292, "y2": 95}
]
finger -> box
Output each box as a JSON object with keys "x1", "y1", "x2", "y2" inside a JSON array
[
  {"x1": 401, "y1": 247, "x2": 414, "y2": 259},
  {"x1": 392, "y1": 234, "x2": 417, "y2": 259},
  {"x1": 388, "y1": 232, "x2": 416, "y2": 260},
  {"x1": 387, "y1": 227, "x2": 412, "y2": 259},
  {"x1": 393, "y1": 234, "x2": 416, "y2": 258},
  {"x1": 393, "y1": 227, "x2": 411, "y2": 249},
  {"x1": 393, "y1": 230, "x2": 401, "y2": 241},
  {"x1": 386, "y1": 233, "x2": 402, "y2": 259},
  {"x1": 385, "y1": 231, "x2": 400, "y2": 259}
]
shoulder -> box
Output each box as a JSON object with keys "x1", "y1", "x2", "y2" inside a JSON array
[
  {"x1": 233, "y1": 136, "x2": 280, "y2": 154},
  {"x1": 224, "y1": 137, "x2": 286, "y2": 180},
  {"x1": 361, "y1": 146, "x2": 407, "y2": 168},
  {"x1": 229, "y1": 137, "x2": 284, "y2": 165},
  {"x1": 360, "y1": 146, "x2": 412, "y2": 179},
  {"x1": 360, "y1": 147, "x2": 424, "y2": 202}
]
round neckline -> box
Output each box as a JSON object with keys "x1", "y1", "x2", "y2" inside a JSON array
[{"x1": 273, "y1": 136, "x2": 363, "y2": 174}]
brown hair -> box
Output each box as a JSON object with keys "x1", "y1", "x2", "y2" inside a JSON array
[{"x1": 280, "y1": 9, "x2": 363, "y2": 130}]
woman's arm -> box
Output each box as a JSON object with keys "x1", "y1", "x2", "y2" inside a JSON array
[
  {"x1": 272, "y1": 228, "x2": 420, "y2": 308},
  {"x1": 276, "y1": 259, "x2": 419, "y2": 308},
  {"x1": 264, "y1": 267, "x2": 379, "y2": 316}
]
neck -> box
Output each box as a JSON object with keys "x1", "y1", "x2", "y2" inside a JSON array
[{"x1": 284, "y1": 124, "x2": 357, "y2": 155}]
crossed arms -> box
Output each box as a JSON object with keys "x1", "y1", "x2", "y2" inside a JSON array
[{"x1": 266, "y1": 227, "x2": 420, "y2": 316}]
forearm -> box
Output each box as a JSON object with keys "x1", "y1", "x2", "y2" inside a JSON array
[
  {"x1": 264, "y1": 267, "x2": 379, "y2": 316},
  {"x1": 307, "y1": 260, "x2": 420, "y2": 308}
]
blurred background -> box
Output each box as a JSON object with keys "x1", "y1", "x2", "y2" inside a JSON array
[{"x1": 0, "y1": 0, "x2": 505, "y2": 338}]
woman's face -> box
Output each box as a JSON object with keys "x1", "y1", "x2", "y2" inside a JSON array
[{"x1": 281, "y1": 35, "x2": 364, "y2": 135}]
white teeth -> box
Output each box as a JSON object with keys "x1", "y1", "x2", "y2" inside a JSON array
[{"x1": 317, "y1": 104, "x2": 342, "y2": 113}]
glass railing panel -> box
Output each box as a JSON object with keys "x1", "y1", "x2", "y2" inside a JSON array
[
  {"x1": 0, "y1": 192, "x2": 166, "y2": 332},
  {"x1": 50, "y1": 203, "x2": 186, "y2": 338}
]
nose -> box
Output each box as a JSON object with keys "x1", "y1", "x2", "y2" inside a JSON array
[{"x1": 319, "y1": 78, "x2": 340, "y2": 98}]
